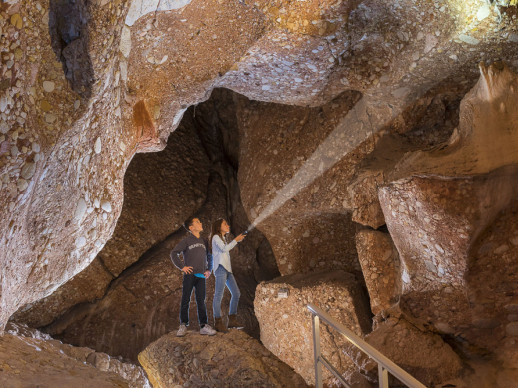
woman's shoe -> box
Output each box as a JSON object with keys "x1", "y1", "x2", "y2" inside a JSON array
[
  {"x1": 214, "y1": 317, "x2": 228, "y2": 333},
  {"x1": 227, "y1": 314, "x2": 242, "y2": 329},
  {"x1": 200, "y1": 324, "x2": 217, "y2": 336}
]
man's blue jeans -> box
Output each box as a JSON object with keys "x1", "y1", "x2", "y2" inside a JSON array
[{"x1": 213, "y1": 265, "x2": 241, "y2": 318}]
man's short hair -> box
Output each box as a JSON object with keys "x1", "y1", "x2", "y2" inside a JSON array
[{"x1": 184, "y1": 216, "x2": 198, "y2": 231}]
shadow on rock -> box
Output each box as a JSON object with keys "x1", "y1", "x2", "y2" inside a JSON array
[{"x1": 49, "y1": 0, "x2": 93, "y2": 99}]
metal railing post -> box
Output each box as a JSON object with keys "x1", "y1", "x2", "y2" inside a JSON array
[
  {"x1": 378, "y1": 364, "x2": 389, "y2": 388},
  {"x1": 312, "y1": 313, "x2": 323, "y2": 388}
]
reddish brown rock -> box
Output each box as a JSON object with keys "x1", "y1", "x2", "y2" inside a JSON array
[
  {"x1": 10, "y1": 114, "x2": 210, "y2": 328},
  {"x1": 2, "y1": 0, "x2": 518, "y2": 331},
  {"x1": 254, "y1": 270, "x2": 371, "y2": 386},
  {"x1": 346, "y1": 317, "x2": 463, "y2": 387},
  {"x1": 138, "y1": 330, "x2": 308, "y2": 388},
  {"x1": 465, "y1": 201, "x2": 518, "y2": 354},
  {"x1": 28, "y1": 94, "x2": 278, "y2": 361},
  {"x1": 376, "y1": 63, "x2": 518, "y2": 369},
  {"x1": 355, "y1": 229, "x2": 400, "y2": 317},
  {"x1": 379, "y1": 168, "x2": 518, "y2": 332}
]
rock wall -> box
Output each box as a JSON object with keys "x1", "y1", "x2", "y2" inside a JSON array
[
  {"x1": 2, "y1": 0, "x2": 518, "y2": 385},
  {"x1": 11, "y1": 114, "x2": 210, "y2": 328},
  {"x1": 3, "y1": 0, "x2": 518, "y2": 328},
  {"x1": 14, "y1": 90, "x2": 279, "y2": 361}
]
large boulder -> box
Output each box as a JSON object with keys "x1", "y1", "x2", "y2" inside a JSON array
[
  {"x1": 138, "y1": 330, "x2": 308, "y2": 387},
  {"x1": 378, "y1": 64, "x2": 518, "y2": 342},
  {"x1": 345, "y1": 317, "x2": 463, "y2": 387},
  {"x1": 254, "y1": 270, "x2": 371, "y2": 386},
  {"x1": 466, "y1": 200, "x2": 518, "y2": 354}
]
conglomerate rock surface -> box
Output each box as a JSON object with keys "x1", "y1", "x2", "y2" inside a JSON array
[
  {"x1": 138, "y1": 329, "x2": 308, "y2": 388},
  {"x1": 2, "y1": 0, "x2": 518, "y2": 386},
  {"x1": 378, "y1": 63, "x2": 518, "y2": 359},
  {"x1": 2, "y1": 0, "x2": 518, "y2": 328},
  {"x1": 10, "y1": 100, "x2": 212, "y2": 328},
  {"x1": 254, "y1": 270, "x2": 372, "y2": 386},
  {"x1": 16, "y1": 90, "x2": 280, "y2": 362}
]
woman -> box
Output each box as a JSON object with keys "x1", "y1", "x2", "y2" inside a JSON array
[{"x1": 210, "y1": 218, "x2": 246, "y2": 332}]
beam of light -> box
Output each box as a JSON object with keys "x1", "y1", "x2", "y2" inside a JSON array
[
  {"x1": 248, "y1": 88, "x2": 409, "y2": 231},
  {"x1": 247, "y1": 29, "x2": 492, "y2": 231}
]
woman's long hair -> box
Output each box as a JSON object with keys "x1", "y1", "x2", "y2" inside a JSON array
[{"x1": 210, "y1": 218, "x2": 226, "y2": 249}]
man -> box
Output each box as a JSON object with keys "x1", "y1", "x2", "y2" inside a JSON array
[{"x1": 170, "y1": 216, "x2": 216, "y2": 336}]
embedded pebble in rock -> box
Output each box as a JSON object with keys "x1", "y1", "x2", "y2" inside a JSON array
[
  {"x1": 45, "y1": 113, "x2": 57, "y2": 124},
  {"x1": 458, "y1": 34, "x2": 480, "y2": 46},
  {"x1": 42, "y1": 81, "x2": 55, "y2": 93},
  {"x1": 120, "y1": 26, "x2": 131, "y2": 58},
  {"x1": 477, "y1": 4, "x2": 491, "y2": 21},
  {"x1": 21, "y1": 163, "x2": 36, "y2": 180},
  {"x1": 94, "y1": 137, "x2": 102, "y2": 154},
  {"x1": 0, "y1": 122, "x2": 8, "y2": 134},
  {"x1": 101, "y1": 200, "x2": 112, "y2": 213},
  {"x1": 75, "y1": 236, "x2": 87, "y2": 248},
  {"x1": 17, "y1": 179, "x2": 28, "y2": 192},
  {"x1": 74, "y1": 199, "x2": 88, "y2": 222}
]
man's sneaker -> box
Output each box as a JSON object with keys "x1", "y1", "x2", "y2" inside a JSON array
[
  {"x1": 200, "y1": 324, "x2": 217, "y2": 336},
  {"x1": 177, "y1": 324, "x2": 188, "y2": 337}
]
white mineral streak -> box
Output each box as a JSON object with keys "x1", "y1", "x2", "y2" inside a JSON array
[
  {"x1": 172, "y1": 108, "x2": 187, "y2": 126},
  {"x1": 74, "y1": 198, "x2": 88, "y2": 222},
  {"x1": 458, "y1": 34, "x2": 480, "y2": 45},
  {"x1": 125, "y1": 0, "x2": 192, "y2": 26},
  {"x1": 94, "y1": 137, "x2": 102, "y2": 154},
  {"x1": 119, "y1": 26, "x2": 132, "y2": 58}
]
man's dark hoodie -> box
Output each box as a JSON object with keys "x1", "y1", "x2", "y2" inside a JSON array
[{"x1": 170, "y1": 233, "x2": 213, "y2": 274}]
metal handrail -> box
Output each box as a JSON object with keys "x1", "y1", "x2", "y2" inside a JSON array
[{"x1": 307, "y1": 303, "x2": 426, "y2": 388}]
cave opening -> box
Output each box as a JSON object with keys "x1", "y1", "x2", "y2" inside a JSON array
[{"x1": 9, "y1": 85, "x2": 382, "y2": 367}]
